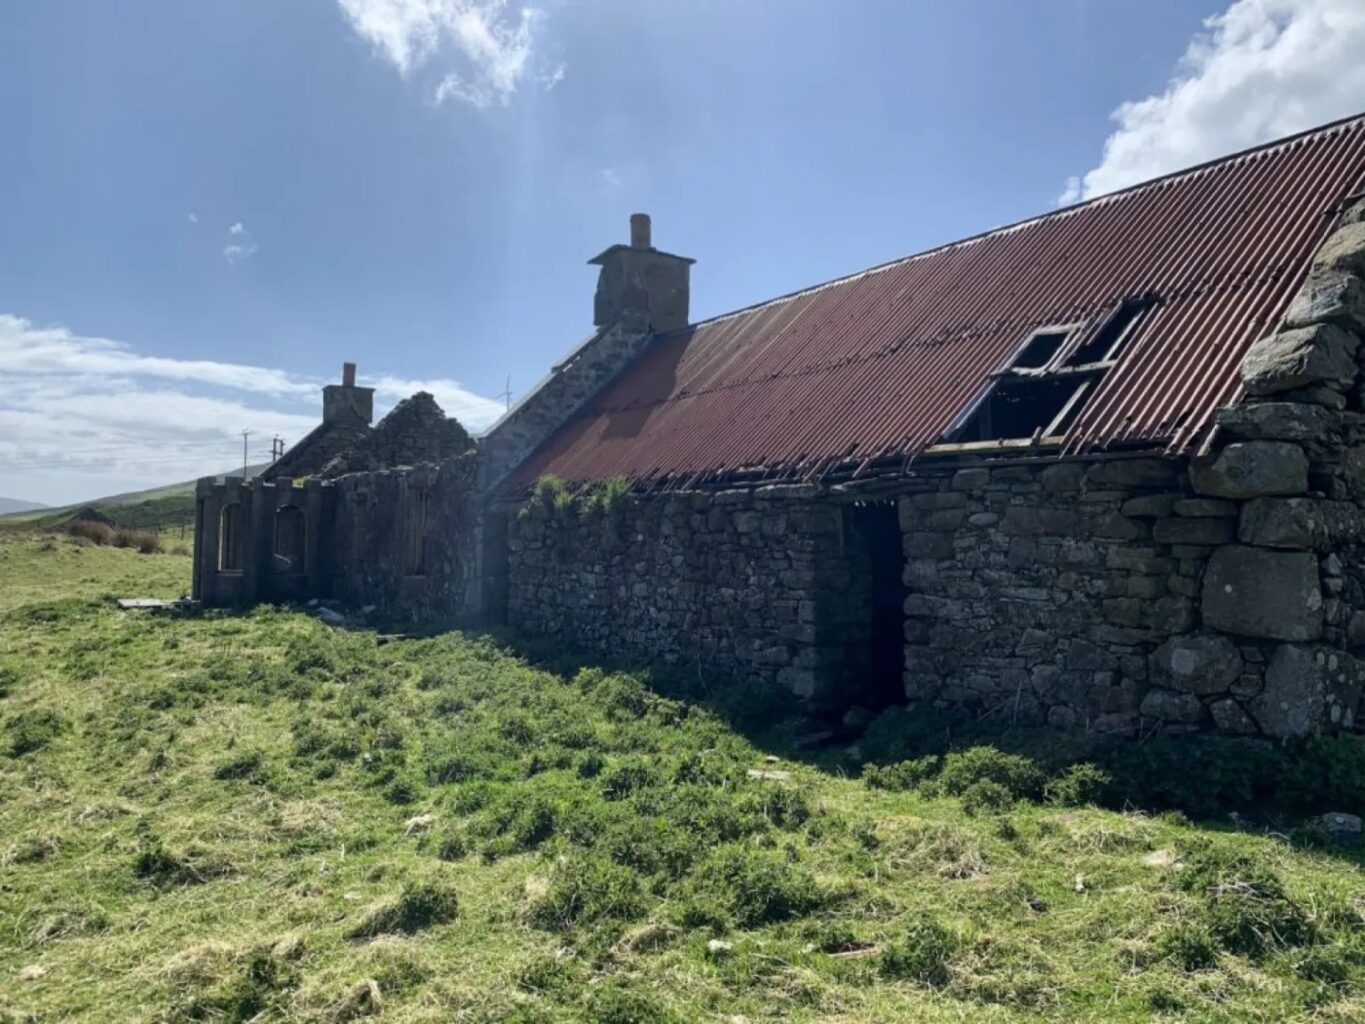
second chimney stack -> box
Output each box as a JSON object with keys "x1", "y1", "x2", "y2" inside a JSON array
[{"x1": 629, "y1": 213, "x2": 652, "y2": 249}]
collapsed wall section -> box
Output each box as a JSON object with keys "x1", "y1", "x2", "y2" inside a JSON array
[
  {"x1": 329, "y1": 455, "x2": 480, "y2": 623},
  {"x1": 193, "y1": 456, "x2": 481, "y2": 625}
]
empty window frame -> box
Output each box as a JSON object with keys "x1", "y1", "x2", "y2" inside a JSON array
[
  {"x1": 943, "y1": 301, "x2": 1154, "y2": 444},
  {"x1": 952, "y1": 376, "x2": 1093, "y2": 443},
  {"x1": 218, "y1": 503, "x2": 243, "y2": 572},
  {"x1": 403, "y1": 488, "x2": 429, "y2": 576},
  {"x1": 1010, "y1": 326, "x2": 1076, "y2": 372},
  {"x1": 274, "y1": 504, "x2": 306, "y2": 572},
  {"x1": 1062, "y1": 297, "x2": 1154, "y2": 367}
]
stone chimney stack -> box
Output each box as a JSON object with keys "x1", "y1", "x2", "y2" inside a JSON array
[
  {"x1": 629, "y1": 212, "x2": 651, "y2": 249},
  {"x1": 322, "y1": 361, "x2": 375, "y2": 424},
  {"x1": 589, "y1": 213, "x2": 695, "y2": 334}
]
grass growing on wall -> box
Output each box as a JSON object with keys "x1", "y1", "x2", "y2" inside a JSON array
[
  {"x1": 1, "y1": 533, "x2": 1363, "y2": 1022},
  {"x1": 524, "y1": 473, "x2": 632, "y2": 519}
]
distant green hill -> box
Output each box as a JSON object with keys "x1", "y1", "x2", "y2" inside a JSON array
[
  {"x1": 0, "y1": 498, "x2": 48, "y2": 515},
  {"x1": 0, "y1": 464, "x2": 268, "y2": 533}
]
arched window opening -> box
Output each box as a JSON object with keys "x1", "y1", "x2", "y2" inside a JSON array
[
  {"x1": 218, "y1": 503, "x2": 243, "y2": 572},
  {"x1": 404, "y1": 488, "x2": 429, "y2": 576},
  {"x1": 274, "y1": 504, "x2": 306, "y2": 573}
]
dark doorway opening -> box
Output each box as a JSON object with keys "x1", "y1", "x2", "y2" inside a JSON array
[{"x1": 848, "y1": 501, "x2": 909, "y2": 711}]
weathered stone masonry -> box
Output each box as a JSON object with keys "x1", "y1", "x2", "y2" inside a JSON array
[
  {"x1": 503, "y1": 486, "x2": 874, "y2": 705},
  {"x1": 194, "y1": 455, "x2": 480, "y2": 624}
]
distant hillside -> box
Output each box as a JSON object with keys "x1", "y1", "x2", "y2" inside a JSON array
[
  {"x1": 0, "y1": 463, "x2": 268, "y2": 533},
  {"x1": 0, "y1": 497, "x2": 48, "y2": 515}
]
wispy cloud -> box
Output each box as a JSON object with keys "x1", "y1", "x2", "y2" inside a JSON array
[
  {"x1": 222, "y1": 221, "x2": 258, "y2": 264},
  {"x1": 0, "y1": 313, "x2": 504, "y2": 505},
  {"x1": 187, "y1": 211, "x2": 200, "y2": 224},
  {"x1": 337, "y1": 0, "x2": 559, "y2": 109},
  {"x1": 1060, "y1": 0, "x2": 1365, "y2": 204}
]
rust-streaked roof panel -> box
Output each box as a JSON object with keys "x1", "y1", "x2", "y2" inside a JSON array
[{"x1": 514, "y1": 116, "x2": 1365, "y2": 489}]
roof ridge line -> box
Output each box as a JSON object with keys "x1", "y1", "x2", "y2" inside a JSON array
[{"x1": 661, "y1": 110, "x2": 1365, "y2": 339}]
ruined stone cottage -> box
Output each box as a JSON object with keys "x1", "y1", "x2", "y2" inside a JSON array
[{"x1": 195, "y1": 114, "x2": 1365, "y2": 741}]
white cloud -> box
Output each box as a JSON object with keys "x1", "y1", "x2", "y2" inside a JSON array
[
  {"x1": 0, "y1": 313, "x2": 503, "y2": 505},
  {"x1": 223, "y1": 221, "x2": 258, "y2": 265},
  {"x1": 187, "y1": 211, "x2": 200, "y2": 224},
  {"x1": 1061, "y1": 0, "x2": 1365, "y2": 203},
  {"x1": 597, "y1": 167, "x2": 622, "y2": 189},
  {"x1": 337, "y1": 0, "x2": 556, "y2": 108}
]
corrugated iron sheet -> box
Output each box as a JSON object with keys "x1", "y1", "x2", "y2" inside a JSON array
[{"x1": 513, "y1": 116, "x2": 1365, "y2": 489}]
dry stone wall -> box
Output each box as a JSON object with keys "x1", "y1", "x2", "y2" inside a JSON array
[
  {"x1": 900, "y1": 457, "x2": 1237, "y2": 735},
  {"x1": 504, "y1": 485, "x2": 872, "y2": 705}
]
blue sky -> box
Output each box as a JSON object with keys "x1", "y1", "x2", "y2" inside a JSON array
[{"x1": 2, "y1": 0, "x2": 1364, "y2": 505}]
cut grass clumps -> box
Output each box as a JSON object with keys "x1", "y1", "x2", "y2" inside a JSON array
[
  {"x1": 1154, "y1": 923, "x2": 1220, "y2": 972},
  {"x1": 1177, "y1": 848, "x2": 1314, "y2": 960},
  {"x1": 345, "y1": 880, "x2": 460, "y2": 940},
  {"x1": 879, "y1": 918, "x2": 958, "y2": 987},
  {"x1": 5, "y1": 707, "x2": 67, "y2": 756},
  {"x1": 213, "y1": 749, "x2": 268, "y2": 783},
  {"x1": 133, "y1": 831, "x2": 239, "y2": 886},
  {"x1": 678, "y1": 844, "x2": 826, "y2": 930},
  {"x1": 526, "y1": 852, "x2": 646, "y2": 931}
]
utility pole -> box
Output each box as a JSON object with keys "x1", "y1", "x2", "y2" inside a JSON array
[
  {"x1": 271, "y1": 435, "x2": 284, "y2": 460},
  {"x1": 498, "y1": 373, "x2": 513, "y2": 411},
  {"x1": 241, "y1": 430, "x2": 250, "y2": 476}
]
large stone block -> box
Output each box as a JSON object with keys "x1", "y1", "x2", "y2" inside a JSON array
[
  {"x1": 1210, "y1": 698, "x2": 1258, "y2": 735},
  {"x1": 1241, "y1": 322, "x2": 1359, "y2": 396},
  {"x1": 1249, "y1": 644, "x2": 1364, "y2": 739},
  {"x1": 1150, "y1": 635, "x2": 1243, "y2": 695},
  {"x1": 1188, "y1": 441, "x2": 1308, "y2": 499},
  {"x1": 1120, "y1": 494, "x2": 1176, "y2": 518},
  {"x1": 1039, "y1": 463, "x2": 1086, "y2": 493},
  {"x1": 1152, "y1": 517, "x2": 1234, "y2": 546},
  {"x1": 1214, "y1": 401, "x2": 1337, "y2": 442},
  {"x1": 1238, "y1": 498, "x2": 1365, "y2": 551},
  {"x1": 1312, "y1": 221, "x2": 1365, "y2": 277},
  {"x1": 1139, "y1": 688, "x2": 1206, "y2": 724},
  {"x1": 1201, "y1": 545, "x2": 1322, "y2": 641},
  {"x1": 1084, "y1": 458, "x2": 1181, "y2": 489},
  {"x1": 1283, "y1": 268, "x2": 1365, "y2": 331}
]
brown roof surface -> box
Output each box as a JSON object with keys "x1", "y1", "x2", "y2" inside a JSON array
[{"x1": 515, "y1": 116, "x2": 1365, "y2": 489}]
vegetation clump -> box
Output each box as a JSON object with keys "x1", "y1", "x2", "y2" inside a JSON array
[
  {"x1": 4, "y1": 707, "x2": 66, "y2": 756},
  {"x1": 345, "y1": 880, "x2": 461, "y2": 939},
  {"x1": 879, "y1": 918, "x2": 958, "y2": 986}
]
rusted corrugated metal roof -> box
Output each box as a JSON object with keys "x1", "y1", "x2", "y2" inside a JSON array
[{"x1": 513, "y1": 115, "x2": 1365, "y2": 490}]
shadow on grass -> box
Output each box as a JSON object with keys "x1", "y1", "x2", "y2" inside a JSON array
[
  {"x1": 152, "y1": 602, "x2": 1365, "y2": 863},
  {"x1": 474, "y1": 627, "x2": 1365, "y2": 861}
]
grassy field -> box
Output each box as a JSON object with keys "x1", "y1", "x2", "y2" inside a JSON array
[{"x1": 1, "y1": 533, "x2": 1363, "y2": 1023}]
